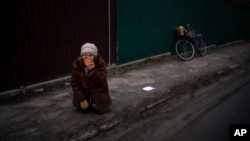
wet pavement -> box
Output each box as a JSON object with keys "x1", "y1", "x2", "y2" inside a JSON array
[{"x1": 0, "y1": 40, "x2": 250, "y2": 141}]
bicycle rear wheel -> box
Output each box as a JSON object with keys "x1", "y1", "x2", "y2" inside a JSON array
[
  {"x1": 196, "y1": 35, "x2": 206, "y2": 56},
  {"x1": 175, "y1": 39, "x2": 195, "y2": 61}
]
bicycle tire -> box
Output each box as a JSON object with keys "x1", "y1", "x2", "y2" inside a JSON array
[
  {"x1": 175, "y1": 39, "x2": 195, "y2": 61},
  {"x1": 196, "y1": 36, "x2": 207, "y2": 56}
]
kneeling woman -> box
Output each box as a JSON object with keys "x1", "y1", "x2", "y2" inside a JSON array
[{"x1": 71, "y1": 43, "x2": 112, "y2": 114}]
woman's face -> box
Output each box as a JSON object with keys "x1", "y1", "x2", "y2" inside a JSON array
[{"x1": 82, "y1": 53, "x2": 94, "y2": 60}]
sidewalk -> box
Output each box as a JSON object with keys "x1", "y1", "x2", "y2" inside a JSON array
[{"x1": 1, "y1": 40, "x2": 250, "y2": 141}]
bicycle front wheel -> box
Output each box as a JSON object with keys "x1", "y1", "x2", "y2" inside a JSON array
[
  {"x1": 175, "y1": 39, "x2": 195, "y2": 61},
  {"x1": 197, "y1": 36, "x2": 207, "y2": 56}
]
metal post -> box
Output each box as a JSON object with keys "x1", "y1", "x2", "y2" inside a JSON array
[{"x1": 108, "y1": 0, "x2": 111, "y2": 65}]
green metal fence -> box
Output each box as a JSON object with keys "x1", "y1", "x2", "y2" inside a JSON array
[{"x1": 116, "y1": 0, "x2": 250, "y2": 64}]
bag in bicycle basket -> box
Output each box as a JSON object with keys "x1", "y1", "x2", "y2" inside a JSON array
[
  {"x1": 185, "y1": 30, "x2": 196, "y2": 38},
  {"x1": 176, "y1": 26, "x2": 185, "y2": 37}
]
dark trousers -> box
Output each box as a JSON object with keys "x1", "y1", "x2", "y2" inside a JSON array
[{"x1": 78, "y1": 95, "x2": 101, "y2": 114}]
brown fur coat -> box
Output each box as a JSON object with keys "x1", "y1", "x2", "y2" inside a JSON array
[{"x1": 71, "y1": 54, "x2": 111, "y2": 113}]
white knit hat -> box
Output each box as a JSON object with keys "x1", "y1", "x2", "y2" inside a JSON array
[{"x1": 80, "y1": 43, "x2": 98, "y2": 57}]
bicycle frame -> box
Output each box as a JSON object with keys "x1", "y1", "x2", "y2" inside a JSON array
[
  {"x1": 190, "y1": 37, "x2": 198, "y2": 49},
  {"x1": 189, "y1": 34, "x2": 202, "y2": 50}
]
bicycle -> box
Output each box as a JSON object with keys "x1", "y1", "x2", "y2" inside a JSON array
[{"x1": 175, "y1": 24, "x2": 207, "y2": 61}]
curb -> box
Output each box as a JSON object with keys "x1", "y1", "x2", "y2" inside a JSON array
[
  {"x1": 216, "y1": 39, "x2": 244, "y2": 48},
  {"x1": 0, "y1": 76, "x2": 71, "y2": 100}
]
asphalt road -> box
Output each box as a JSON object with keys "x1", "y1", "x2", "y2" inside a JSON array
[
  {"x1": 169, "y1": 81, "x2": 250, "y2": 141},
  {"x1": 89, "y1": 68, "x2": 250, "y2": 141}
]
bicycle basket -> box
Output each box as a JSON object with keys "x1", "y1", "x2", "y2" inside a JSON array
[{"x1": 185, "y1": 30, "x2": 196, "y2": 38}]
